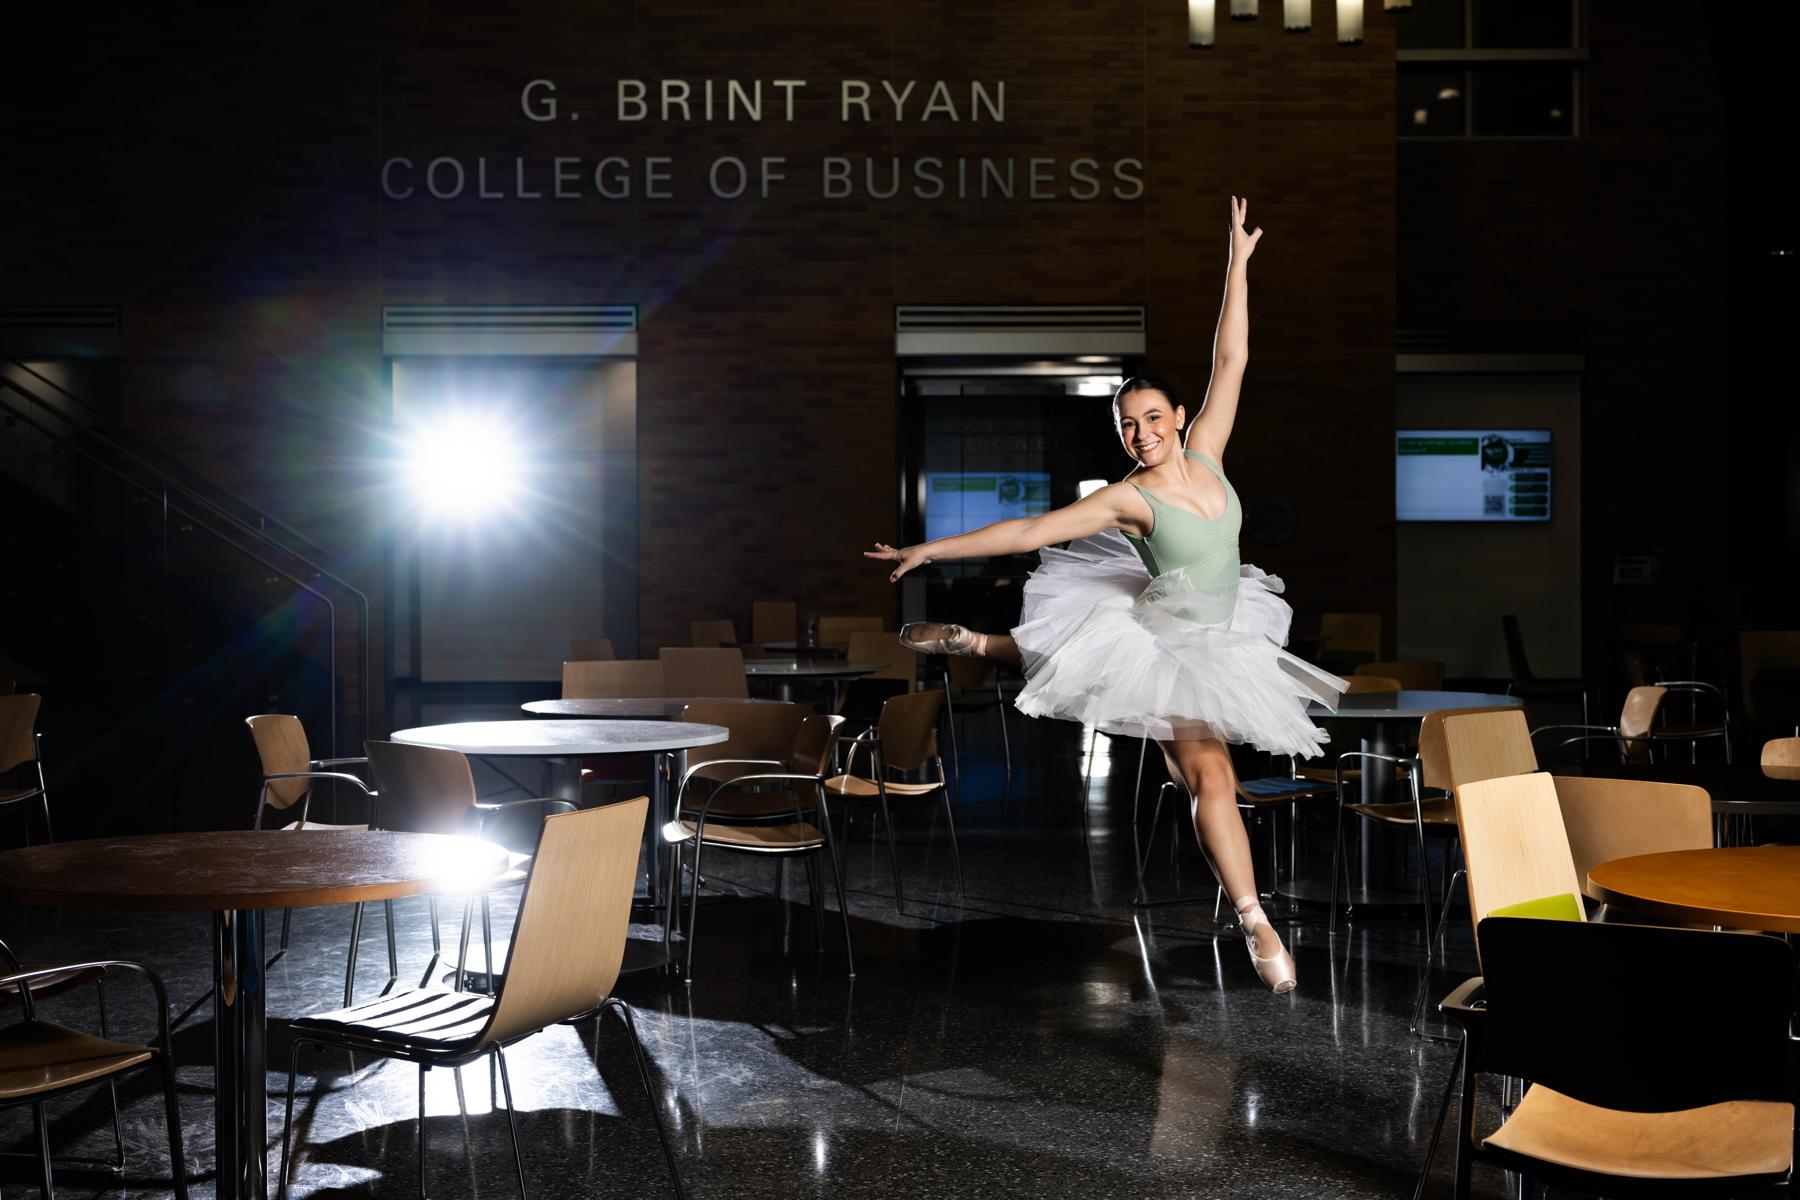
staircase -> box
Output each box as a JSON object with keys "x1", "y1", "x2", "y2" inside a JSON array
[{"x1": 0, "y1": 360, "x2": 371, "y2": 834}]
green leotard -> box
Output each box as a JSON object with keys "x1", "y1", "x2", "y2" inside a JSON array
[{"x1": 1121, "y1": 449, "x2": 1242, "y2": 623}]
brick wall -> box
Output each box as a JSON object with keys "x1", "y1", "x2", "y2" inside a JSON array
[{"x1": 4, "y1": 2, "x2": 1397, "y2": 679}]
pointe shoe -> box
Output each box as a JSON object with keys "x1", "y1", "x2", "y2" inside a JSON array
[
  {"x1": 1235, "y1": 896, "x2": 1297, "y2": 994},
  {"x1": 899, "y1": 622, "x2": 983, "y2": 657}
]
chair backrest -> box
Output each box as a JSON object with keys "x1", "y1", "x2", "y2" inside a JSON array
[
  {"x1": 681, "y1": 701, "x2": 807, "y2": 781},
  {"x1": 563, "y1": 659, "x2": 664, "y2": 699},
  {"x1": 848, "y1": 631, "x2": 915, "y2": 688},
  {"x1": 660, "y1": 647, "x2": 748, "y2": 699},
  {"x1": 946, "y1": 652, "x2": 1000, "y2": 690},
  {"x1": 877, "y1": 689, "x2": 946, "y2": 772},
  {"x1": 793, "y1": 714, "x2": 845, "y2": 775},
  {"x1": 1762, "y1": 737, "x2": 1800, "y2": 769},
  {"x1": 1453, "y1": 773, "x2": 1586, "y2": 953},
  {"x1": 481, "y1": 797, "x2": 648, "y2": 1048},
  {"x1": 690, "y1": 619, "x2": 738, "y2": 648},
  {"x1": 1551, "y1": 775, "x2": 1711, "y2": 900},
  {"x1": 245, "y1": 713, "x2": 311, "y2": 809},
  {"x1": 363, "y1": 740, "x2": 477, "y2": 834},
  {"x1": 1341, "y1": 674, "x2": 1402, "y2": 695},
  {"x1": 1476, "y1": 916, "x2": 1794, "y2": 1111},
  {"x1": 1738, "y1": 630, "x2": 1800, "y2": 722},
  {"x1": 1414, "y1": 705, "x2": 1523, "y2": 793},
  {"x1": 570, "y1": 637, "x2": 615, "y2": 661},
  {"x1": 1318, "y1": 612, "x2": 1381, "y2": 662},
  {"x1": 1436, "y1": 709, "x2": 1538, "y2": 794},
  {"x1": 1616, "y1": 684, "x2": 1668, "y2": 763},
  {"x1": 1500, "y1": 613, "x2": 1533, "y2": 681},
  {"x1": 0, "y1": 694, "x2": 42, "y2": 776},
  {"x1": 1355, "y1": 660, "x2": 1445, "y2": 691},
  {"x1": 752, "y1": 600, "x2": 797, "y2": 645},
  {"x1": 818, "y1": 616, "x2": 884, "y2": 649}
]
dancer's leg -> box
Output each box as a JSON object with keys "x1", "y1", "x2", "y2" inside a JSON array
[
  {"x1": 1160, "y1": 739, "x2": 1285, "y2": 962},
  {"x1": 899, "y1": 622, "x2": 1023, "y2": 668}
]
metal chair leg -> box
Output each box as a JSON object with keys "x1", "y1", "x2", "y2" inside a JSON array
[
  {"x1": 35, "y1": 1099, "x2": 54, "y2": 1198},
  {"x1": 494, "y1": 1048, "x2": 530, "y2": 1200},
  {"x1": 875, "y1": 785, "x2": 905, "y2": 914},
  {"x1": 938, "y1": 786, "x2": 966, "y2": 898},
  {"x1": 820, "y1": 829, "x2": 857, "y2": 977},
  {"x1": 418, "y1": 1064, "x2": 430, "y2": 1200},
  {"x1": 96, "y1": 978, "x2": 125, "y2": 1172},
  {"x1": 803, "y1": 855, "x2": 825, "y2": 953},
  {"x1": 604, "y1": 998, "x2": 687, "y2": 1199},
  {"x1": 278, "y1": 1039, "x2": 305, "y2": 1200},
  {"x1": 345, "y1": 901, "x2": 365, "y2": 1006},
  {"x1": 1329, "y1": 798, "x2": 1347, "y2": 934},
  {"x1": 684, "y1": 843, "x2": 707, "y2": 981},
  {"x1": 1412, "y1": 1035, "x2": 1464, "y2": 1200},
  {"x1": 481, "y1": 894, "x2": 497, "y2": 995}
]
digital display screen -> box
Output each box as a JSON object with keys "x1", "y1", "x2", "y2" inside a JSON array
[
  {"x1": 924, "y1": 472, "x2": 1053, "y2": 543},
  {"x1": 1396, "y1": 430, "x2": 1552, "y2": 522}
]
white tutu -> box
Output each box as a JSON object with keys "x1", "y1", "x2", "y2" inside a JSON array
[{"x1": 1010, "y1": 530, "x2": 1346, "y2": 757}]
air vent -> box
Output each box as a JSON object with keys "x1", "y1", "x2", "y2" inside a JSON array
[
  {"x1": 0, "y1": 306, "x2": 120, "y2": 356},
  {"x1": 1397, "y1": 326, "x2": 1585, "y2": 372},
  {"x1": 383, "y1": 305, "x2": 637, "y2": 357},
  {"x1": 896, "y1": 305, "x2": 1146, "y2": 356}
]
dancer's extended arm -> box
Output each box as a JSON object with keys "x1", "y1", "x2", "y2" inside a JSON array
[
  {"x1": 1186, "y1": 194, "x2": 1261, "y2": 460},
  {"x1": 866, "y1": 483, "x2": 1142, "y2": 583}
]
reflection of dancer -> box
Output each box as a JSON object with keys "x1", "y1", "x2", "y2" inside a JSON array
[{"x1": 867, "y1": 197, "x2": 1345, "y2": 992}]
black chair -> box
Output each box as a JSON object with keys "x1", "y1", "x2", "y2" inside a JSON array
[
  {"x1": 1428, "y1": 917, "x2": 1796, "y2": 1198},
  {"x1": 1501, "y1": 615, "x2": 1590, "y2": 722}
]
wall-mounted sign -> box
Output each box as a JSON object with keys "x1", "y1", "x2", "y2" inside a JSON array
[{"x1": 380, "y1": 79, "x2": 1145, "y2": 203}]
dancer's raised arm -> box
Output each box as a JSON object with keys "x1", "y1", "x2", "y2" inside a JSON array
[
  {"x1": 1186, "y1": 195, "x2": 1261, "y2": 460},
  {"x1": 865, "y1": 483, "x2": 1142, "y2": 583}
]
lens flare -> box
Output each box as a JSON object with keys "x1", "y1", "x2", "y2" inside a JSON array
[{"x1": 401, "y1": 412, "x2": 524, "y2": 519}]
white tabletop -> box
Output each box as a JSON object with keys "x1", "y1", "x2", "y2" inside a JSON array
[
  {"x1": 522, "y1": 697, "x2": 780, "y2": 719},
  {"x1": 1305, "y1": 690, "x2": 1521, "y2": 720},
  {"x1": 391, "y1": 719, "x2": 728, "y2": 756},
  {"x1": 744, "y1": 660, "x2": 891, "y2": 679}
]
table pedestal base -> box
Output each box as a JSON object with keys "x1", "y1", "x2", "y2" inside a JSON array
[{"x1": 212, "y1": 908, "x2": 268, "y2": 1200}]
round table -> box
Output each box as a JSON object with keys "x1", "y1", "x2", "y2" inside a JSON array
[
  {"x1": 1293, "y1": 691, "x2": 1522, "y2": 904},
  {"x1": 522, "y1": 696, "x2": 778, "y2": 720},
  {"x1": 744, "y1": 659, "x2": 890, "y2": 703},
  {"x1": 0, "y1": 830, "x2": 509, "y2": 1200},
  {"x1": 1588, "y1": 845, "x2": 1800, "y2": 932},
  {"x1": 390, "y1": 719, "x2": 728, "y2": 975}
]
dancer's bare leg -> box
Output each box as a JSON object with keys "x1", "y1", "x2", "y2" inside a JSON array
[{"x1": 1160, "y1": 739, "x2": 1285, "y2": 961}]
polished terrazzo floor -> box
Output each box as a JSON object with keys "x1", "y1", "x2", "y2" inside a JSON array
[{"x1": 5, "y1": 712, "x2": 1548, "y2": 1199}]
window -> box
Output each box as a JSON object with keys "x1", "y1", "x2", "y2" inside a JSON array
[{"x1": 1397, "y1": 0, "x2": 1585, "y2": 139}]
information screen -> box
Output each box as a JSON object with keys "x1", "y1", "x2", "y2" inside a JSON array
[
  {"x1": 1396, "y1": 430, "x2": 1552, "y2": 522},
  {"x1": 924, "y1": 472, "x2": 1053, "y2": 543}
]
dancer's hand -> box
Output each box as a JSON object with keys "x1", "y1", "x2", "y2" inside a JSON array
[
  {"x1": 865, "y1": 542, "x2": 929, "y2": 583},
  {"x1": 1229, "y1": 194, "x2": 1262, "y2": 264}
]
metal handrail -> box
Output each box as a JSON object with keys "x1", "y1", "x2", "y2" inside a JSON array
[
  {"x1": 0, "y1": 372, "x2": 369, "y2": 748},
  {"x1": 0, "y1": 384, "x2": 347, "y2": 752}
]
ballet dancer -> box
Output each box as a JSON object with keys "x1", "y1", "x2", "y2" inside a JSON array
[{"x1": 866, "y1": 196, "x2": 1344, "y2": 992}]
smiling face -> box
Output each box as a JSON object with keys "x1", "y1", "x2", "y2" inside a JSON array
[{"x1": 1115, "y1": 388, "x2": 1186, "y2": 467}]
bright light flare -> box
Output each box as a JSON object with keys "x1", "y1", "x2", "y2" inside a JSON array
[{"x1": 401, "y1": 412, "x2": 525, "y2": 519}]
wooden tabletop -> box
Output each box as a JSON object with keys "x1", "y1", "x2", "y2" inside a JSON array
[
  {"x1": 743, "y1": 660, "x2": 890, "y2": 679},
  {"x1": 1587, "y1": 845, "x2": 1800, "y2": 933},
  {"x1": 0, "y1": 830, "x2": 511, "y2": 911},
  {"x1": 391, "y1": 719, "x2": 728, "y2": 755}
]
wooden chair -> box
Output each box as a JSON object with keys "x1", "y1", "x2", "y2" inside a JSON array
[
  {"x1": 1341, "y1": 674, "x2": 1402, "y2": 695},
  {"x1": 676, "y1": 701, "x2": 809, "y2": 821},
  {"x1": 1439, "y1": 917, "x2": 1795, "y2": 1199},
  {"x1": 562, "y1": 659, "x2": 663, "y2": 699},
  {"x1": 1451, "y1": 773, "x2": 1586, "y2": 955},
  {"x1": 752, "y1": 600, "x2": 797, "y2": 645},
  {"x1": 0, "y1": 694, "x2": 51, "y2": 845},
  {"x1": 689, "y1": 619, "x2": 738, "y2": 648},
  {"x1": 818, "y1": 616, "x2": 884, "y2": 650},
  {"x1": 569, "y1": 637, "x2": 615, "y2": 661},
  {"x1": 1551, "y1": 776, "x2": 1710, "y2": 915},
  {"x1": 1355, "y1": 660, "x2": 1445, "y2": 691},
  {"x1": 277, "y1": 798, "x2": 684, "y2": 1200},
  {"x1": 826, "y1": 689, "x2": 961, "y2": 911},
  {"x1": 245, "y1": 714, "x2": 380, "y2": 976},
  {"x1": 1763, "y1": 736, "x2": 1800, "y2": 770},
  {"x1": 1318, "y1": 612, "x2": 1381, "y2": 672},
  {"x1": 1533, "y1": 683, "x2": 1733, "y2": 765},
  {"x1": 362, "y1": 741, "x2": 571, "y2": 1002},
  {"x1": 664, "y1": 715, "x2": 854, "y2": 980},
  {"x1": 0, "y1": 948, "x2": 188, "y2": 1200},
  {"x1": 659, "y1": 647, "x2": 748, "y2": 699},
  {"x1": 941, "y1": 651, "x2": 1016, "y2": 799}
]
